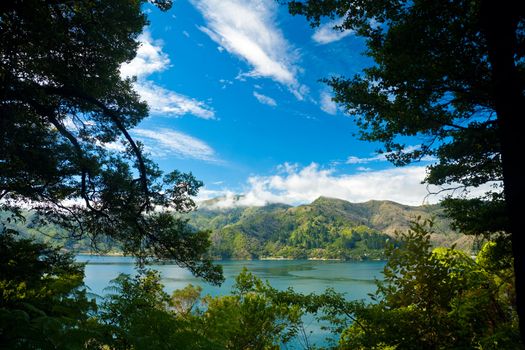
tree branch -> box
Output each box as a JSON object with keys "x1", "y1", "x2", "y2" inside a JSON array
[{"x1": 41, "y1": 85, "x2": 151, "y2": 210}]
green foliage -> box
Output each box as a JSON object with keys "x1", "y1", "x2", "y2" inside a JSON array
[
  {"x1": 200, "y1": 269, "x2": 304, "y2": 349},
  {"x1": 331, "y1": 220, "x2": 522, "y2": 349},
  {"x1": 0, "y1": 0, "x2": 221, "y2": 284},
  {"x1": 97, "y1": 271, "x2": 210, "y2": 350},
  {"x1": 96, "y1": 268, "x2": 308, "y2": 350},
  {"x1": 285, "y1": 0, "x2": 524, "y2": 237},
  {"x1": 0, "y1": 229, "x2": 97, "y2": 349},
  {"x1": 191, "y1": 197, "x2": 460, "y2": 260}
]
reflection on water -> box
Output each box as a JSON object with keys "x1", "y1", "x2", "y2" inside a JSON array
[{"x1": 77, "y1": 256, "x2": 385, "y2": 348}]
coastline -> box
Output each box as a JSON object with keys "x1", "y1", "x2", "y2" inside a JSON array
[{"x1": 75, "y1": 252, "x2": 384, "y2": 262}]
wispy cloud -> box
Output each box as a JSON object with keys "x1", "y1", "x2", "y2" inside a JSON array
[
  {"x1": 192, "y1": 0, "x2": 308, "y2": 99},
  {"x1": 320, "y1": 91, "x2": 337, "y2": 115},
  {"x1": 253, "y1": 91, "x2": 277, "y2": 107},
  {"x1": 312, "y1": 19, "x2": 354, "y2": 45},
  {"x1": 133, "y1": 128, "x2": 217, "y2": 162},
  {"x1": 346, "y1": 145, "x2": 436, "y2": 164},
  {"x1": 120, "y1": 30, "x2": 215, "y2": 119},
  {"x1": 135, "y1": 82, "x2": 215, "y2": 119},
  {"x1": 346, "y1": 154, "x2": 386, "y2": 164}
]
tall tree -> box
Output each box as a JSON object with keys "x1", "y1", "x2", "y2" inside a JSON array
[
  {"x1": 0, "y1": 0, "x2": 222, "y2": 284},
  {"x1": 286, "y1": 0, "x2": 525, "y2": 339}
]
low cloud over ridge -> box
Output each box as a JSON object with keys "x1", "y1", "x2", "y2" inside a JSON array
[{"x1": 199, "y1": 163, "x2": 440, "y2": 207}]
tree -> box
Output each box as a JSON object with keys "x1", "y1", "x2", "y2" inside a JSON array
[
  {"x1": 286, "y1": 0, "x2": 525, "y2": 338},
  {"x1": 349, "y1": 221, "x2": 522, "y2": 349},
  {"x1": 200, "y1": 269, "x2": 304, "y2": 349},
  {"x1": 97, "y1": 269, "x2": 307, "y2": 350},
  {"x1": 98, "y1": 271, "x2": 212, "y2": 350},
  {"x1": 0, "y1": 229, "x2": 97, "y2": 349},
  {"x1": 0, "y1": 0, "x2": 221, "y2": 283},
  {"x1": 303, "y1": 221, "x2": 521, "y2": 349}
]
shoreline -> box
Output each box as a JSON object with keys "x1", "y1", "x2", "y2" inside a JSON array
[{"x1": 75, "y1": 252, "x2": 385, "y2": 262}]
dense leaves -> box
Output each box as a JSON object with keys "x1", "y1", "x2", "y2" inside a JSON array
[
  {"x1": 98, "y1": 268, "x2": 307, "y2": 350},
  {"x1": 0, "y1": 0, "x2": 221, "y2": 283},
  {"x1": 0, "y1": 229, "x2": 96, "y2": 349},
  {"x1": 285, "y1": 0, "x2": 524, "y2": 234},
  {"x1": 337, "y1": 221, "x2": 521, "y2": 349}
]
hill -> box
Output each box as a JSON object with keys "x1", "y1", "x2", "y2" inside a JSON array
[
  {"x1": 2, "y1": 197, "x2": 471, "y2": 260},
  {"x1": 186, "y1": 196, "x2": 468, "y2": 260}
]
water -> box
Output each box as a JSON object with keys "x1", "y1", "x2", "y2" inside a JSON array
[{"x1": 78, "y1": 256, "x2": 385, "y2": 348}]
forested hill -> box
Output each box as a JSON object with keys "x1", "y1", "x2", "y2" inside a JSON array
[
  {"x1": 186, "y1": 196, "x2": 470, "y2": 260},
  {"x1": 3, "y1": 196, "x2": 472, "y2": 260}
]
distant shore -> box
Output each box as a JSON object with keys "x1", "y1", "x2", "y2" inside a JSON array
[
  {"x1": 75, "y1": 252, "x2": 383, "y2": 262},
  {"x1": 74, "y1": 251, "x2": 125, "y2": 257}
]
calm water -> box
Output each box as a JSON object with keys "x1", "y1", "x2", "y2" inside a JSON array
[{"x1": 77, "y1": 256, "x2": 385, "y2": 348}]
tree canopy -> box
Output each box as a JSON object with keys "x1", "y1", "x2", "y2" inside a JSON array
[
  {"x1": 286, "y1": 0, "x2": 525, "y2": 338},
  {"x1": 0, "y1": 0, "x2": 221, "y2": 283},
  {"x1": 287, "y1": 0, "x2": 514, "y2": 227}
]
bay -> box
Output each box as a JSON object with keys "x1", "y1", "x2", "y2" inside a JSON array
[{"x1": 78, "y1": 256, "x2": 385, "y2": 348}]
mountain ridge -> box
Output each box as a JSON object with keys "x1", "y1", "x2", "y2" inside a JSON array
[{"x1": 188, "y1": 196, "x2": 467, "y2": 260}]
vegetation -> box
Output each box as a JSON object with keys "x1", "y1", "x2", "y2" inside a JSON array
[
  {"x1": 0, "y1": 229, "x2": 96, "y2": 349},
  {"x1": 192, "y1": 197, "x2": 458, "y2": 260},
  {"x1": 0, "y1": 0, "x2": 221, "y2": 283},
  {"x1": 1, "y1": 0, "x2": 520, "y2": 348},
  {"x1": 286, "y1": 0, "x2": 524, "y2": 339},
  {"x1": 3, "y1": 220, "x2": 519, "y2": 349},
  {"x1": 4, "y1": 197, "x2": 471, "y2": 261}
]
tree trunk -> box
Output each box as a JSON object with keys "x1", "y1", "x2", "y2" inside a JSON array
[{"x1": 480, "y1": 0, "x2": 525, "y2": 343}]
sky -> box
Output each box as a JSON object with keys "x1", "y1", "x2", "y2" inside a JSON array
[{"x1": 119, "y1": 0, "x2": 441, "y2": 207}]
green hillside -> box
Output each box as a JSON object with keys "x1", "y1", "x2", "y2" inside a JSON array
[
  {"x1": 186, "y1": 196, "x2": 467, "y2": 260},
  {"x1": 2, "y1": 197, "x2": 470, "y2": 260}
]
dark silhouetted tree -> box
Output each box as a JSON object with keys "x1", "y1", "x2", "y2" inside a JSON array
[
  {"x1": 0, "y1": 0, "x2": 222, "y2": 283},
  {"x1": 286, "y1": 0, "x2": 525, "y2": 339}
]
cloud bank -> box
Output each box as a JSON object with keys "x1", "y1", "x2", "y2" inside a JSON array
[
  {"x1": 199, "y1": 163, "x2": 437, "y2": 207},
  {"x1": 200, "y1": 163, "x2": 498, "y2": 209}
]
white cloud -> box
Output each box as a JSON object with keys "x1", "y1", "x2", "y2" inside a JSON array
[
  {"x1": 203, "y1": 164, "x2": 501, "y2": 208},
  {"x1": 202, "y1": 163, "x2": 435, "y2": 207},
  {"x1": 253, "y1": 91, "x2": 277, "y2": 107},
  {"x1": 120, "y1": 30, "x2": 215, "y2": 119},
  {"x1": 312, "y1": 19, "x2": 354, "y2": 44},
  {"x1": 346, "y1": 154, "x2": 386, "y2": 164},
  {"x1": 346, "y1": 145, "x2": 436, "y2": 164},
  {"x1": 100, "y1": 141, "x2": 126, "y2": 152},
  {"x1": 320, "y1": 91, "x2": 337, "y2": 115},
  {"x1": 120, "y1": 31, "x2": 170, "y2": 79},
  {"x1": 192, "y1": 0, "x2": 308, "y2": 99},
  {"x1": 134, "y1": 82, "x2": 215, "y2": 119},
  {"x1": 133, "y1": 128, "x2": 217, "y2": 161}
]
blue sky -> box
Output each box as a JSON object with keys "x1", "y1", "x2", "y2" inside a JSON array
[{"x1": 118, "y1": 0, "x2": 440, "y2": 206}]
